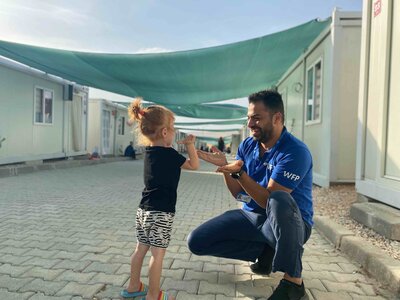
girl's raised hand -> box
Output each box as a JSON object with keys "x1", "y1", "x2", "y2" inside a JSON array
[{"x1": 177, "y1": 134, "x2": 196, "y2": 145}]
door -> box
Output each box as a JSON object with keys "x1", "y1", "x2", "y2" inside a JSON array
[{"x1": 102, "y1": 110, "x2": 111, "y2": 154}]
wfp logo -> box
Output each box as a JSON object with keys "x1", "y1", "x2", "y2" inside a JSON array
[{"x1": 283, "y1": 171, "x2": 300, "y2": 181}]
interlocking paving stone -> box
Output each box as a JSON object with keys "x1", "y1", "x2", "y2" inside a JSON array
[
  {"x1": 176, "y1": 291, "x2": 216, "y2": 299},
  {"x1": 184, "y1": 270, "x2": 218, "y2": 283},
  {"x1": 20, "y1": 267, "x2": 66, "y2": 281},
  {"x1": 199, "y1": 281, "x2": 235, "y2": 297},
  {"x1": 308, "y1": 262, "x2": 344, "y2": 272},
  {"x1": 52, "y1": 251, "x2": 87, "y2": 260},
  {"x1": 234, "y1": 264, "x2": 253, "y2": 275},
  {"x1": 29, "y1": 293, "x2": 73, "y2": 300},
  {"x1": 161, "y1": 268, "x2": 185, "y2": 280},
  {"x1": 23, "y1": 248, "x2": 59, "y2": 258},
  {"x1": 310, "y1": 289, "x2": 352, "y2": 299},
  {"x1": 21, "y1": 257, "x2": 61, "y2": 268},
  {"x1": 0, "y1": 254, "x2": 32, "y2": 265},
  {"x1": 88, "y1": 272, "x2": 128, "y2": 286},
  {"x1": 20, "y1": 241, "x2": 57, "y2": 250},
  {"x1": 0, "y1": 246, "x2": 31, "y2": 255},
  {"x1": 0, "y1": 274, "x2": 34, "y2": 292},
  {"x1": 338, "y1": 262, "x2": 362, "y2": 273},
  {"x1": 218, "y1": 273, "x2": 252, "y2": 285},
  {"x1": 235, "y1": 282, "x2": 272, "y2": 298},
  {"x1": 0, "y1": 160, "x2": 397, "y2": 299},
  {"x1": 80, "y1": 253, "x2": 113, "y2": 263},
  {"x1": 82, "y1": 261, "x2": 121, "y2": 274},
  {"x1": 56, "y1": 282, "x2": 104, "y2": 298},
  {"x1": 0, "y1": 288, "x2": 34, "y2": 300},
  {"x1": 203, "y1": 262, "x2": 235, "y2": 274},
  {"x1": 171, "y1": 259, "x2": 203, "y2": 271},
  {"x1": 216, "y1": 295, "x2": 254, "y2": 300},
  {"x1": 330, "y1": 271, "x2": 369, "y2": 283},
  {"x1": 252, "y1": 274, "x2": 280, "y2": 288},
  {"x1": 19, "y1": 278, "x2": 68, "y2": 295},
  {"x1": 349, "y1": 293, "x2": 388, "y2": 300},
  {"x1": 322, "y1": 280, "x2": 366, "y2": 295},
  {"x1": 52, "y1": 259, "x2": 91, "y2": 272},
  {"x1": 1, "y1": 239, "x2": 29, "y2": 247},
  {"x1": 161, "y1": 277, "x2": 199, "y2": 293},
  {"x1": 0, "y1": 263, "x2": 33, "y2": 276},
  {"x1": 54, "y1": 270, "x2": 96, "y2": 283}
]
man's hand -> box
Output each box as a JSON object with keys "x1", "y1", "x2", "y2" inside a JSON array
[
  {"x1": 177, "y1": 134, "x2": 196, "y2": 145},
  {"x1": 197, "y1": 147, "x2": 228, "y2": 166},
  {"x1": 216, "y1": 160, "x2": 243, "y2": 173}
]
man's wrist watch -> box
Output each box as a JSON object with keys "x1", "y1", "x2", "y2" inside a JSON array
[{"x1": 230, "y1": 168, "x2": 244, "y2": 179}]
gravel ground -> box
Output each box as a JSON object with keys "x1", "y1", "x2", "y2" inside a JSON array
[{"x1": 313, "y1": 184, "x2": 400, "y2": 261}]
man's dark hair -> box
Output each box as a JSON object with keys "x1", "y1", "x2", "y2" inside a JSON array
[{"x1": 248, "y1": 89, "x2": 285, "y2": 123}]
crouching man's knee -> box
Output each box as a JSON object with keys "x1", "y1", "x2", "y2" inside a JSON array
[
  {"x1": 187, "y1": 230, "x2": 205, "y2": 255},
  {"x1": 268, "y1": 190, "x2": 297, "y2": 218}
]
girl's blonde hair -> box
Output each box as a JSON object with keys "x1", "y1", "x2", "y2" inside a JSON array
[{"x1": 128, "y1": 97, "x2": 175, "y2": 145}]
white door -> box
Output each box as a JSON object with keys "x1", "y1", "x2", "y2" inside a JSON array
[{"x1": 102, "y1": 110, "x2": 111, "y2": 154}]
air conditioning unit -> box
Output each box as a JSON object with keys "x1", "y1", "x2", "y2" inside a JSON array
[{"x1": 63, "y1": 84, "x2": 73, "y2": 101}]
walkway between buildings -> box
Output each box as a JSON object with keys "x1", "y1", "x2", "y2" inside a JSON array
[{"x1": 0, "y1": 160, "x2": 396, "y2": 299}]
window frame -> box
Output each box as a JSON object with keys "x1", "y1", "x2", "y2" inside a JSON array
[
  {"x1": 33, "y1": 86, "x2": 54, "y2": 125},
  {"x1": 305, "y1": 58, "x2": 323, "y2": 125},
  {"x1": 118, "y1": 115, "x2": 125, "y2": 135}
]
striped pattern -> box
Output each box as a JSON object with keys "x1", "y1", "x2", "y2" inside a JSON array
[{"x1": 136, "y1": 208, "x2": 175, "y2": 248}]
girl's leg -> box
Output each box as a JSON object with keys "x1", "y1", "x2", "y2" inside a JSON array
[
  {"x1": 146, "y1": 246, "x2": 168, "y2": 300},
  {"x1": 126, "y1": 242, "x2": 150, "y2": 292}
]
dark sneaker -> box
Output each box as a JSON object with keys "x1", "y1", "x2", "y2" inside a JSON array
[
  {"x1": 250, "y1": 244, "x2": 274, "y2": 275},
  {"x1": 268, "y1": 279, "x2": 308, "y2": 300}
]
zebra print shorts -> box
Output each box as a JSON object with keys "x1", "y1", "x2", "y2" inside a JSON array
[{"x1": 135, "y1": 208, "x2": 175, "y2": 248}]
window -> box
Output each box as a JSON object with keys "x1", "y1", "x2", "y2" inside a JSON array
[
  {"x1": 306, "y1": 60, "x2": 322, "y2": 123},
  {"x1": 35, "y1": 87, "x2": 53, "y2": 124},
  {"x1": 118, "y1": 116, "x2": 125, "y2": 135}
]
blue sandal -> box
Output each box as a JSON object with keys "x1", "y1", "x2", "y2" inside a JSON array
[{"x1": 120, "y1": 282, "x2": 148, "y2": 298}]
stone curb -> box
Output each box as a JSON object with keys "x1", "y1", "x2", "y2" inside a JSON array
[
  {"x1": 314, "y1": 215, "x2": 400, "y2": 294},
  {"x1": 0, "y1": 156, "x2": 134, "y2": 178}
]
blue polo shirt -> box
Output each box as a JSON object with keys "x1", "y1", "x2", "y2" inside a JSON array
[{"x1": 236, "y1": 127, "x2": 313, "y2": 226}]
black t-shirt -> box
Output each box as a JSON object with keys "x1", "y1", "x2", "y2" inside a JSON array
[{"x1": 139, "y1": 146, "x2": 187, "y2": 213}]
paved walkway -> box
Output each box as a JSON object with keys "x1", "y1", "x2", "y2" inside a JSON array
[{"x1": 0, "y1": 160, "x2": 397, "y2": 299}]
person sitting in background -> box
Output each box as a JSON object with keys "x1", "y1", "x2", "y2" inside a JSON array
[
  {"x1": 124, "y1": 142, "x2": 136, "y2": 160},
  {"x1": 88, "y1": 146, "x2": 101, "y2": 160}
]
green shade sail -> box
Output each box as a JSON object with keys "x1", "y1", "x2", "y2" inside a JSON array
[
  {"x1": 116, "y1": 101, "x2": 247, "y2": 119},
  {"x1": 175, "y1": 127, "x2": 241, "y2": 132},
  {"x1": 0, "y1": 18, "x2": 330, "y2": 106}
]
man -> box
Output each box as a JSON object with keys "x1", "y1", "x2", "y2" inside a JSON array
[{"x1": 187, "y1": 89, "x2": 313, "y2": 300}]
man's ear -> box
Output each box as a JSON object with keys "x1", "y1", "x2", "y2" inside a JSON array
[{"x1": 273, "y1": 112, "x2": 283, "y2": 125}]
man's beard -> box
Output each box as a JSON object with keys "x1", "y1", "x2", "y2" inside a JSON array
[{"x1": 251, "y1": 126, "x2": 273, "y2": 143}]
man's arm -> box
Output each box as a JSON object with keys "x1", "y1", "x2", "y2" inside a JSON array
[
  {"x1": 222, "y1": 172, "x2": 244, "y2": 198},
  {"x1": 197, "y1": 149, "x2": 243, "y2": 197},
  {"x1": 237, "y1": 174, "x2": 291, "y2": 208},
  {"x1": 217, "y1": 161, "x2": 292, "y2": 208}
]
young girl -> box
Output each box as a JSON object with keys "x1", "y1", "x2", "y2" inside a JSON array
[{"x1": 120, "y1": 98, "x2": 199, "y2": 300}]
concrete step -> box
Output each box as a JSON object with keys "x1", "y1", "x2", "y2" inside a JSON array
[{"x1": 350, "y1": 202, "x2": 400, "y2": 240}]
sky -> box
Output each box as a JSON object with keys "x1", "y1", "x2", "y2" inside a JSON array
[{"x1": 0, "y1": 0, "x2": 362, "y2": 131}]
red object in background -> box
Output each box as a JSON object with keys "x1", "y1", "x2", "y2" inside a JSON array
[{"x1": 374, "y1": 0, "x2": 382, "y2": 17}]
